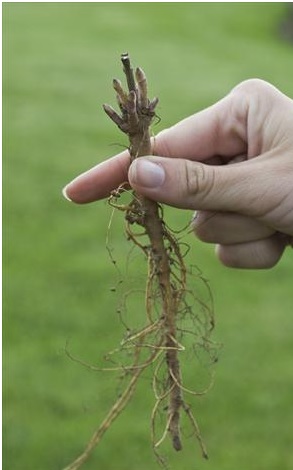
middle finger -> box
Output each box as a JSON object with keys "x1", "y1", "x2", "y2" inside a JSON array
[{"x1": 192, "y1": 210, "x2": 274, "y2": 244}]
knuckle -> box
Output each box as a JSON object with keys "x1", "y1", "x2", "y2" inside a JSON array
[
  {"x1": 232, "y1": 78, "x2": 272, "y2": 96},
  {"x1": 231, "y1": 79, "x2": 283, "y2": 109},
  {"x1": 183, "y1": 160, "x2": 215, "y2": 208}
]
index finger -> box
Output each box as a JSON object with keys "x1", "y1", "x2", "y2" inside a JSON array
[{"x1": 63, "y1": 151, "x2": 131, "y2": 204}]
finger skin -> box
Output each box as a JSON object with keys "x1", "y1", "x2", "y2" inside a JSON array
[
  {"x1": 63, "y1": 79, "x2": 293, "y2": 269},
  {"x1": 192, "y1": 210, "x2": 274, "y2": 244},
  {"x1": 64, "y1": 152, "x2": 130, "y2": 203},
  {"x1": 63, "y1": 84, "x2": 248, "y2": 203},
  {"x1": 215, "y1": 234, "x2": 287, "y2": 269},
  {"x1": 63, "y1": 78, "x2": 292, "y2": 205}
]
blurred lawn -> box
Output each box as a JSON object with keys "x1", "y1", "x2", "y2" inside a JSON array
[{"x1": 3, "y1": 3, "x2": 293, "y2": 470}]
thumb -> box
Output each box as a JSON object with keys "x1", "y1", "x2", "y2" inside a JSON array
[{"x1": 128, "y1": 155, "x2": 264, "y2": 215}]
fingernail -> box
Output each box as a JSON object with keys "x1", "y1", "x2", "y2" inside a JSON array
[
  {"x1": 129, "y1": 159, "x2": 165, "y2": 188},
  {"x1": 190, "y1": 211, "x2": 198, "y2": 224},
  {"x1": 62, "y1": 185, "x2": 72, "y2": 202}
]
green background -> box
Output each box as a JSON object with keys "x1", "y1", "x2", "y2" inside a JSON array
[{"x1": 3, "y1": 3, "x2": 293, "y2": 470}]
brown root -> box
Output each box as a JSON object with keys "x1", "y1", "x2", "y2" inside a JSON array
[{"x1": 63, "y1": 53, "x2": 217, "y2": 470}]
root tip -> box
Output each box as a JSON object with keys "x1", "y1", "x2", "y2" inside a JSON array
[{"x1": 172, "y1": 436, "x2": 182, "y2": 452}]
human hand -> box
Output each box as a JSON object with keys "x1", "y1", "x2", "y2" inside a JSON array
[{"x1": 63, "y1": 79, "x2": 293, "y2": 269}]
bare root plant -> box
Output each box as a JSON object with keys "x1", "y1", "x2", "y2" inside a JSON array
[{"x1": 64, "y1": 53, "x2": 217, "y2": 470}]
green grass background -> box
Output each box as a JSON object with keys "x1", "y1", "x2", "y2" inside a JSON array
[{"x1": 3, "y1": 3, "x2": 293, "y2": 470}]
